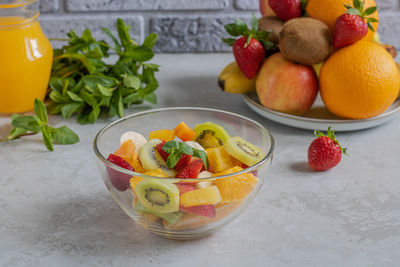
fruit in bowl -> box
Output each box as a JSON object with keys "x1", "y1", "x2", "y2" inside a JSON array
[{"x1": 93, "y1": 107, "x2": 274, "y2": 240}]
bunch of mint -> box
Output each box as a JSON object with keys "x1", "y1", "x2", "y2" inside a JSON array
[{"x1": 48, "y1": 18, "x2": 159, "y2": 124}]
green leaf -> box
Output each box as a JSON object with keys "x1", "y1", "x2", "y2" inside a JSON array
[
  {"x1": 179, "y1": 142, "x2": 193, "y2": 155},
  {"x1": 77, "y1": 113, "x2": 90, "y2": 125},
  {"x1": 367, "y1": 17, "x2": 379, "y2": 23},
  {"x1": 41, "y1": 125, "x2": 54, "y2": 151},
  {"x1": 117, "y1": 18, "x2": 135, "y2": 50},
  {"x1": 234, "y1": 19, "x2": 249, "y2": 35},
  {"x1": 353, "y1": 0, "x2": 361, "y2": 9},
  {"x1": 97, "y1": 83, "x2": 114, "y2": 96},
  {"x1": 102, "y1": 27, "x2": 122, "y2": 53},
  {"x1": 47, "y1": 103, "x2": 64, "y2": 115},
  {"x1": 11, "y1": 115, "x2": 41, "y2": 132},
  {"x1": 81, "y1": 28, "x2": 95, "y2": 42},
  {"x1": 224, "y1": 23, "x2": 241, "y2": 37},
  {"x1": 80, "y1": 91, "x2": 98, "y2": 107},
  {"x1": 88, "y1": 105, "x2": 101, "y2": 123},
  {"x1": 34, "y1": 99, "x2": 48, "y2": 123},
  {"x1": 123, "y1": 74, "x2": 141, "y2": 89},
  {"x1": 50, "y1": 126, "x2": 80, "y2": 145},
  {"x1": 49, "y1": 91, "x2": 70, "y2": 103},
  {"x1": 166, "y1": 150, "x2": 182, "y2": 169},
  {"x1": 49, "y1": 77, "x2": 65, "y2": 93},
  {"x1": 250, "y1": 14, "x2": 258, "y2": 32},
  {"x1": 261, "y1": 40, "x2": 274, "y2": 50},
  {"x1": 346, "y1": 8, "x2": 361, "y2": 15},
  {"x1": 143, "y1": 33, "x2": 158, "y2": 49},
  {"x1": 222, "y1": 38, "x2": 236, "y2": 46},
  {"x1": 142, "y1": 81, "x2": 159, "y2": 95},
  {"x1": 6, "y1": 127, "x2": 28, "y2": 140},
  {"x1": 86, "y1": 43, "x2": 104, "y2": 59},
  {"x1": 162, "y1": 140, "x2": 179, "y2": 153},
  {"x1": 367, "y1": 21, "x2": 374, "y2": 31},
  {"x1": 66, "y1": 91, "x2": 83, "y2": 102},
  {"x1": 143, "y1": 63, "x2": 160, "y2": 71},
  {"x1": 193, "y1": 149, "x2": 209, "y2": 170},
  {"x1": 363, "y1": 6, "x2": 377, "y2": 15},
  {"x1": 123, "y1": 92, "x2": 142, "y2": 105},
  {"x1": 83, "y1": 75, "x2": 119, "y2": 90},
  {"x1": 144, "y1": 92, "x2": 157, "y2": 104},
  {"x1": 61, "y1": 102, "x2": 84, "y2": 119},
  {"x1": 123, "y1": 46, "x2": 154, "y2": 62},
  {"x1": 112, "y1": 88, "x2": 124, "y2": 118}
]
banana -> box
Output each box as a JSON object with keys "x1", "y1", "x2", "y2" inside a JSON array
[
  {"x1": 196, "y1": 171, "x2": 213, "y2": 189},
  {"x1": 218, "y1": 61, "x2": 256, "y2": 94},
  {"x1": 120, "y1": 131, "x2": 147, "y2": 153},
  {"x1": 185, "y1": 141, "x2": 205, "y2": 151}
]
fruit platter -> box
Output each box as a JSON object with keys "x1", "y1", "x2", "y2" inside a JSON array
[
  {"x1": 94, "y1": 107, "x2": 274, "y2": 239},
  {"x1": 218, "y1": 0, "x2": 400, "y2": 131}
]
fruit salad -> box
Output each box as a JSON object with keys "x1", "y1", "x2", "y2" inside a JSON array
[{"x1": 105, "y1": 121, "x2": 265, "y2": 231}]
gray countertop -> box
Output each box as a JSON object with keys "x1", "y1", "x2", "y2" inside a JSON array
[{"x1": 1, "y1": 54, "x2": 399, "y2": 267}]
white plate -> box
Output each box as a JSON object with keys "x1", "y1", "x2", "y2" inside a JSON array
[{"x1": 242, "y1": 92, "x2": 400, "y2": 131}]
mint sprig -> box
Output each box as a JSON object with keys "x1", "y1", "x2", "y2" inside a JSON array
[
  {"x1": 1, "y1": 99, "x2": 79, "y2": 151},
  {"x1": 48, "y1": 18, "x2": 160, "y2": 124},
  {"x1": 222, "y1": 14, "x2": 274, "y2": 50},
  {"x1": 344, "y1": 0, "x2": 378, "y2": 31},
  {"x1": 162, "y1": 140, "x2": 209, "y2": 170}
]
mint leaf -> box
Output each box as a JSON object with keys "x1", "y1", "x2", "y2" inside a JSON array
[
  {"x1": 123, "y1": 74, "x2": 141, "y2": 89},
  {"x1": 166, "y1": 150, "x2": 182, "y2": 169},
  {"x1": 11, "y1": 115, "x2": 41, "y2": 132},
  {"x1": 144, "y1": 92, "x2": 157, "y2": 104},
  {"x1": 41, "y1": 125, "x2": 54, "y2": 151},
  {"x1": 97, "y1": 83, "x2": 114, "y2": 96},
  {"x1": 61, "y1": 102, "x2": 83, "y2": 119},
  {"x1": 50, "y1": 126, "x2": 80, "y2": 145},
  {"x1": 34, "y1": 98, "x2": 48, "y2": 123},
  {"x1": 123, "y1": 46, "x2": 154, "y2": 61},
  {"x1": 6, "y1": 127, "x2": 28, "y2": 141},
  {"x1": 163, "y1": 140, "x2": 179, "y2": 153},
  {"x1": 143, "y1": 33, "x2": 158, "y2": 49},
  {"x1": 179, "y1": 142, "x2": 193, "y2": 155}
]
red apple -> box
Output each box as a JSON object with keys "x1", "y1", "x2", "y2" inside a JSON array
[
  {"x1": 260, "y1": 0, "x2": 276, "y2": 17},
  {"x1": 256, "y1": 53, "x2": 318, "y2": 115}
]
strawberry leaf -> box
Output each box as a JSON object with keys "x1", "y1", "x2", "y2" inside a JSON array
[
  {"x1": 250, "y1": 14, "x2": 258, "y2": 32},
  {"x1": 224, "y1": 23, "x2": 241, "y2": 37},
  {"x1": 234, "y1": 19, "x2": 249, "y2": 35},
  {"x1": 222, "y1": 38, "x2": 236, "y2": 46},
  {"x1": 261, "y1": 40, "x2": 274, "y2": 50},
  {"x1": 367, "y1": 21, "x2": 374, "y2": 31},
  {"x1": 363, "y1": 6, "x2": 377, "y2": 16},
  {"x1": 366, "y1": 17, "x2": 378, "y2": 23},
  {"x1": 346, "y1": 8, "x2": 361, "y2": 16},
  {"x1": 353, "y1": 0, "x2": 361, "y2": 9}
]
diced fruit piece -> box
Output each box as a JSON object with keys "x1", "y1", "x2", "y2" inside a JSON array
[
  {"x1": 106, "y1": 153, "x2": 134, "y2": 191},
  {"x1": 138, "y1": 139, "x2": 177, "y2": 177},
  {"x1": 120, "y1": 131, "x2": 147, "y2": 153},
  {"x1": 114, "y1": 139, "x2": 146, "y2": 173},
  {"x1": 175, "y1": 183, "x2": 216, "y2": 217},
  {"x1": 148, "y1": 129, "x2": 175, "y2": 142},
  {"x1": 213, "y1": 166, "x2": 259, "y2": 203},
  {"x1": 180, "y1": 186, "x2": 222, "y2": 207},
  {"x1": 193, "y1": 122, "x2": 230, "y2": 149},
  {"x1": 176, "y1": 183, "x2": 197, "y2": 195},
  {"x1": 134, "y1": 178, "x2": 180, "y2": 213},
  {"x1": 197, "y1": 171, "x2": 213, "y2": 179},
  {"x1": 174, "y1": 122, "x2": 196, "y2": 141},
  {"x1": 176, "y1": 159, "x2": 204, "y2": 178},
  {"x1": 269, "y1": 0, "x2": 301, "y2": 21},
  {"x1": 135, "y1": 200, "x2": 183, "y2": 224},
  {"x1": 163, "y1": 202, "x2": 241, "y2": 230},
  {"x1": 206, "y1": 146, "x2": 233, "y2": 173},
  {"x1": 224, "y1": 136, "x2": 265, "y2": 167},
  {"x1": 155, "y1": 142, "x2": 192, "y2": 171},
  {"x1": 185, "y1": 141, "x2": 205, "y2": 151},
  {"x1": 130, "y1": 169, "x2": 168, "y2": 190}
]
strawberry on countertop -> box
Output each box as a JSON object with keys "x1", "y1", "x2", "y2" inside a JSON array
[
  {"x1": 333, "y1": 0, "x2": 378, "y2": 48},
  {"x1": 222, "y1": 15, "x2": 274, "y2": 79},
  {"x1": 308, "y1": 127, "x2": 347, "y2": 171}
]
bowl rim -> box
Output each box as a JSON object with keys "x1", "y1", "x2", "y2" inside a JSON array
[{"x1": 93, "y1": 107, "x2": 275, "y2": 181}]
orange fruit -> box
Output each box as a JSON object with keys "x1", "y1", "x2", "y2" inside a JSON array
[
  {"x1": 320, "y1": 42, "x2": 400, "y2": 119},
  {"x1": 306, "y1": 0, "x2": 379, "y2": 41},
  {"x1": 114, "y1": 140, "x2": 146, "y2": 173},
  {"x1": 213, "y1": 166, "x2": 259, "y2": 203}
]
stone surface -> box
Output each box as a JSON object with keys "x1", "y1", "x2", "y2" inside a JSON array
[
  {"x1": 378, "y1": 14, "x2": 400, "y2": 48},
  {"x1": 375, "y1": 0, "x2": 395, "y2": 9},
  {"x1": 39, "y1": 15, "x2": 143, "y2": 48},
  {"x1": 150, "y1": 15, "x2": 251, "y2": 52},
  {"x1": 65, "y1": 0, "x2": 229, "y2": 12},
  {"x1": 39, "y1": 0, "x2": 58, "y2": 13},
  {"x1": 235, "y1": 0, "x2": 259, "y2": 10},
  {"x1": 0, "y1": 54, "x2": 400, "y2": 266}
]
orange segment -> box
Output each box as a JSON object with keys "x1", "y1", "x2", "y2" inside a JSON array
[
  {"x1": 213, "y1": 166, "x2": 259, "y2": 203},
  {"x1": 148, "y1": 129, "x2": 175, "y2": 141},
  {"x1": 129, "y1": 169, "x2": 168, "y2": 189},
  {"x1": 114, "y1": 140, "x2": 146, "y2": 173},
  {"x1": 174, "y1": 121, "x2": 196, "y2": 141},
  {"x1": 206, "y1": 146, "x2": 233, "y2": 173},
  {"x1": 180, "y1": 186, "x2": 222, "y2": 207}
]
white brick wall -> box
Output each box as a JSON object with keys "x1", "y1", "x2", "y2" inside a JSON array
[{"x1": 38, "y1": 0, "x2": 400, "y2": 52}]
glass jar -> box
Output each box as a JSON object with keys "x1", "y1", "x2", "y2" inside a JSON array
[{"x1": 0, "y1": 0, "x2": 53, "y2": 113}]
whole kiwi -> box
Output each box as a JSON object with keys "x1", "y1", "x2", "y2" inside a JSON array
[
  {"x1": 279, "y1": 17, "x2": 332, "y2": 65},
  {"x1": 258, "y1": 16, "x2": 284, "y2": 45}
]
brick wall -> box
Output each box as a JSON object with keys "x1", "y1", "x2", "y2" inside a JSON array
[{"x1": 39, "y1": 0, "x2": 400, "y2": 52}]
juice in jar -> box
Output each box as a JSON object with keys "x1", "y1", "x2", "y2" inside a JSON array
[{"x1": 0, "y1": 1, "x2": 53, "y2": 113}]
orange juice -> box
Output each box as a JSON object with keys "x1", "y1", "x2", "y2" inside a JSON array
[{"x1": 0, "y1": 14, "x2": 53, "y2": 113}]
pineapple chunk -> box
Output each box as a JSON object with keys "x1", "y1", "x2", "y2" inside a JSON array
[
  {"x1": 206, "y1": 146, "x2": 233, "y2": 173},
  {"x1": 180, "y1": 186, "x2": 222, "y2": 207}
]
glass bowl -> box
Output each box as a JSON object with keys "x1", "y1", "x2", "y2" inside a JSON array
[{"x1": 93, "y1": 107, "x2": 274, "y2": 240}]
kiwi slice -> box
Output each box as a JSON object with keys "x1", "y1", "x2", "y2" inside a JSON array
[
  {"x1": 135, "y1": 200, "x2": 183, "y2": 224},
  {"x1": 134, "y1": 178, "x2": 180, "y2": 214},
  {"x1": 139, "y1": 139, "x2": 177, "y2": 177},
  {"x1": 224, "y1": 136, "x2": 265, "y2": 167},
  {"x1": 193, "y1": 122, "x2": 230, "y2": 149}
]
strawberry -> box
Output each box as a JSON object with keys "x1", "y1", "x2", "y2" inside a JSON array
[
  {"x1": 308, "y1": 127, "x2": 347, "y2": 171},
  {"x1": 155, "y1": 142, "x2": 192, "y2": 170},
  {"x1": 106, "y1": 153, "x2": 134, "y2": 191},
  {"x1": 176, "y1": 183, "x2": 216, "y2": 218},
  {"x1": 222, "y1": 15, "x2": 274, "y2": 79},
  {"x1": 176, "y1": 159, "x2": 204, "y2": 178},
  {"x1": 268, "y1": 0, "x2": 302, "y2": 21},
  {"x1": 333, "y1": 0, "x2": 378, "y2": 48},
  {"x1": 233, "y1": 37, "x2": 265, "y2": 79}
]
